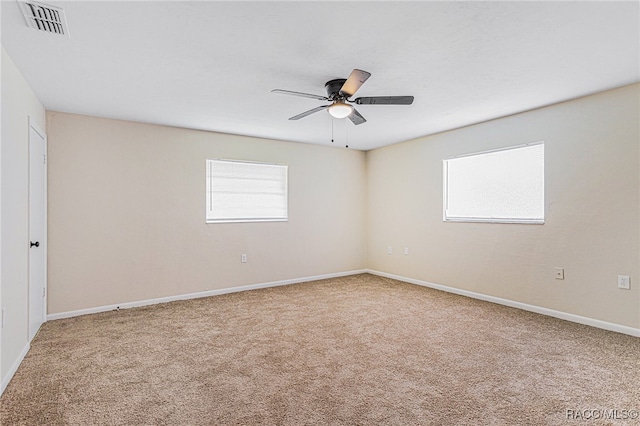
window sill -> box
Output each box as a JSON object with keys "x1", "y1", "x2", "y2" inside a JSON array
[
  {"x1": 444, "y1": 218, "x2": 544, "y2": 225},
  {"x1": 206, "y1": 218, "x2": 288, "y2": 224}
]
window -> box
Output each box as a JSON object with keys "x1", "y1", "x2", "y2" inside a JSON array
[
  {"x1": 443, "y1": 143, "x2": 544, "y2": 224},
  {"x1": 206, "y1": 159, "x2": 288, "y2": 223}
]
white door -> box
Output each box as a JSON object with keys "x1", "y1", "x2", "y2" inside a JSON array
[{"x1": 29, "y1": 119, "x2": 47, "y2": 341}]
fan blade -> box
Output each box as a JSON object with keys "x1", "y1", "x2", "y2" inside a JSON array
[
  {"x1": 289, "y1": 105, "x2": 330, "y2": 120},
  {"x1": 339, "y1": 69, "x2": 371, "y2": 97},
  {"x1": 272, "y1": 89, "x2": 329, "y2": 101},
  {"x1": 354, "y1": 96, "x2": 414, "y2": 105},
  {"x1": 348, "y1": 108, "x2": 367, "y2": 125}
]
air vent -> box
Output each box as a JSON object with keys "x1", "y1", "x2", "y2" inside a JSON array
[{"x1": 19, "y1": 1, "x2": 69, "y2": 36}]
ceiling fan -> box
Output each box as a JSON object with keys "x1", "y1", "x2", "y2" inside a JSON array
[{"x1": 272, "y1": 69, "x2": 414, "y2": 125}]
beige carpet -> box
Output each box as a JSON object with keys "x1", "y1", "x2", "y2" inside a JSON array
[{"x1": 1, "y1": 274, "x2": 638, "y2": 425}]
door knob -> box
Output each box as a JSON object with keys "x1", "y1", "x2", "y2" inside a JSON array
[{"x1": 30, "y1": 241, "x2": 40, "y2": 248}]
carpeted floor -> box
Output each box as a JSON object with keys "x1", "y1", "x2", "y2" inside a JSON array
[{"x1": 1, "y1": 274, "x2": 638, "y2": 425}]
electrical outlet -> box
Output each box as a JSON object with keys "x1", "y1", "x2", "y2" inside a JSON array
[
  {"x1": 404, "y1": 247, "x2": 409, "y2": 255},
  {"x1": 618, "y1": 275, "x2": 630, "y2": 290},
  {"x1": 555, "y1": 267, "x2": 564, "y2": 280},
  {"x1": 387, "y1": 246, "x2": 392, "y2": 255},
  {"x1": 241, "y1": 254, "x2": 247, "y2": 263}
]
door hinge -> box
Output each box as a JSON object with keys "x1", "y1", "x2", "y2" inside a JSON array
[
  {"x1": 42, "y1": 287, "x2": 46, "y2": 297},
  {"x1": 43, "y1": 154, "x2": 47, "y2": 164}
]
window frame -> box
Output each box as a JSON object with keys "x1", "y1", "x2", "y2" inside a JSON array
[
  {"x1": 442, "y1": 142, "x2": 545, "y2": 225},
  {"x1": 206, "y1": 159, "x2": 289, "y2": 224}
]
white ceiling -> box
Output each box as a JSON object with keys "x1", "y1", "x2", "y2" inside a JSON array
[{"x1": 2, "y1": 1, "x2": 639, "y2": 151}]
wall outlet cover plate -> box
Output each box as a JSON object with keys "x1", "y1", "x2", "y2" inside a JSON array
[{"x1": 618, "y1": 275, "x2": 630, "y2": 290}]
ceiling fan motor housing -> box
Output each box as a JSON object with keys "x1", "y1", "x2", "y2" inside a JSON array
[{"x1": 325, "y1": 79, "x2": 347, "y2": 99}]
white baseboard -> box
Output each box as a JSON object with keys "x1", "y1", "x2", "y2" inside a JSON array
[
  {"x1": 1, "y1": 342, "x2": 30, "y2": 396},
  {"x1": 366, "y1": 269, "x2": 640, "y2": 338},
  {"x1": 47, "y1": 269, "x2": 367, "y2": 321}
]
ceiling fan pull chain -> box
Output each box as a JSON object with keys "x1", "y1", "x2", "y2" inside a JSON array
[
  {"x1": 331, "y1": 118, "x2": 334, "y2": 143},
  {"x1": 345, "y1": 119, "x2": 349, "y2": 149}
]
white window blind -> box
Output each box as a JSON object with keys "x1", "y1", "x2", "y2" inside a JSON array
[
  {"x1": 443, "y1": 143, "x2": 544, "y2": 224},
  {"x1": 206, "y1": 159, "x2": 288, "y2": 223}
]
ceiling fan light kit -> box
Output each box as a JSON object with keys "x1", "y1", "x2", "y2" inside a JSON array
[
  {"x1": 272, "y1": 69, "x2": 414, "y2": 126},
  {"x1": 328, "y1": 101, "x2": 354, "y2": 119}
]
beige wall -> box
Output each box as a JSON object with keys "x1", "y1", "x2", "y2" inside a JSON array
[
  {"x1": 367, "y1": 84, "x2": 640, "y2": 329},
  {"x1": 46, "y1": 112, "x2": 367, "y2": 314},
  {"x1": 1, "y1": 47, "x2": 46, "y2": 386}
]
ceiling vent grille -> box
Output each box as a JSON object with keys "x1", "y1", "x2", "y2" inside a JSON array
[{"x1": 19, "y1": 1, "x2": 68, "y2": 36}]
